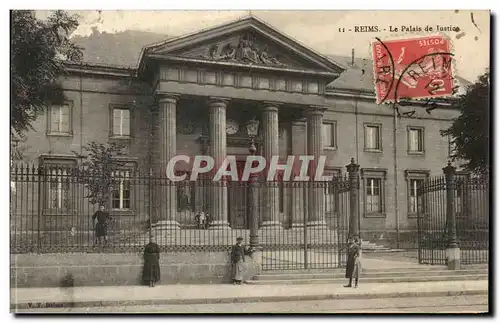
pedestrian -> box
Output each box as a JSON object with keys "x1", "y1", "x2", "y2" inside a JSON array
[
  {"x1": 344, "y1": 236, "x2": 362, "y2": 288},
  {"x1": 142, "y1": 236, "x2": 161, "y2": 287},
  {"x1": 230, "y1": 237, "x2": 254, "y2": 285},
  {"x1": 92, "y1": 205, "x2": 112, "y2": 246}
]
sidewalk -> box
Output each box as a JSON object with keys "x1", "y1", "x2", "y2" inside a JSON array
[{"x1": 10, "y1": 280, "x2": 488, "y2": 310}]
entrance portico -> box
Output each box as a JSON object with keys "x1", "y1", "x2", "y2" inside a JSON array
[{"x1": 139, "y1": 16, "x2": 345, "y2": 231}]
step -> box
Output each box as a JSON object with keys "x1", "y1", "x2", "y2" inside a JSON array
[
  {"x1": 254, "y1": 269, "x2": 488, "y2": 281},
  {"x1": 246, "y1": 274, "x2": 489, "y2": 285}
]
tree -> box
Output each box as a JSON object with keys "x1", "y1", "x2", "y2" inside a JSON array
[
  {"x1": 441, "y1": 71, "x2": 490, "y2": 175},
  {"x1": 11, "y1": 10, "x2": 83, "y2": 137},
  {"x1": 74, "y1": 142, "x2": 127, "y2": 207}
]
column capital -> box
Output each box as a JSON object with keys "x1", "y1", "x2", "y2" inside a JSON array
[
  {"x1": 307, "y1": 106, "x2": 328, "y2": 115},
  {"x1": 261, "y1": 101, "x2": 282, "y2": 112},
  {"x1": 157, "y1": 93, "x2": 181, "y2": 104},
  {"x1": 291, "y1": 117, "x2": 307, "y2": 126},
  {"x1": 207, "y1": 97, "x2": 231, "y2": 108}
]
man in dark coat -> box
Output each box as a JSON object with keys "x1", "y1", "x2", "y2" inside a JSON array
[
  {"x1": 344, "y1": 236, "x2": 362, "y2": 288},
  {"x1": 92, "y1": 205, "x2": 112, "y2": 246},
  {"x1": 142, "y1": 236, "x2": 161, "y2": 287},
  {"x1": 230, "y1": 237, "x2": 254, "y2": 285}
]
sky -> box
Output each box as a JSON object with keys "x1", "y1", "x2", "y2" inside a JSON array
[{"x1": 36, "y1": 10, "x2": 490, "y2": 82}]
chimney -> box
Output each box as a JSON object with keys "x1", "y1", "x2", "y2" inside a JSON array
[{"x1": 351, "y1": 48, "x2": 355, "y2": 66}]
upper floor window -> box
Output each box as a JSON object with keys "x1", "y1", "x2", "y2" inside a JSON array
[
  {"x1": 408, "y1": 126, "x2": 425, "y2": 153},
  {"x1": 364, "y1": 124, "x2": 382, "y2": 151},
  {"x1": 322, "y1": 122, "x2": 337, "y2": 149},
  {"x1": 48, "y1": 103, "x2": 72, "y2": 135},
  {"x1": 111, "y1": 107, "x2": 131, "y2": 137}
]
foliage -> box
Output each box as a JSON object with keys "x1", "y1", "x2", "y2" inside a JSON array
[
  {"x1": 11, "y1": 10, "x2": 83, "y2": 137},
  {"x1": 73, "y1": 142, "x2": 127, "y2": 207},
  {"x1": 441, "y1": 72, "x2": 490, "y2": 175}
]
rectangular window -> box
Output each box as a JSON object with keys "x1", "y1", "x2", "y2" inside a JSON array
[
  {"x1": 111, "y1": 170, "x2": 131, "y2": 210},
  {"x1": 112, "y1": 108, "x2": 131, "y2": 137},
  {"x1": 405, "y1": 170, "x2": 430, "y2": 217},
  {"x1": 408, "y1": 179, "x2": 424, "y2": 213},
  {"x1": 48, "y1": 168, "x2": 71, "y2": 210},
  {"x1": 408, "y1": 127, "x2": 424, "y2": 153},
  {"x1": 448, "y1": 135, "x2": 457, "y2": 157},
  {"x1": 324, "y1": 169, "x2": 341, "y2": 214},
  {"x1": 49, "y1": 104, "x2": 71, "y2": 134},
  {"x1": 366, "y1": 178, "x2": 382, "y2": 212},
  {"x1": 364, "y1": 124, "x2": 381, "y2": 151},
  {"x1": 322, "y1": 122, "x2": 337, "y2": 149}
]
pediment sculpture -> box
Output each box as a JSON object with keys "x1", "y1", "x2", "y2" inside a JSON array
[{"x1": 201, "y1": 34, "x2": 287, "y2": 67}]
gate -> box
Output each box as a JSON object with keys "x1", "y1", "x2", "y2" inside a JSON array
[
  {"x1": 260, "y1": 177, "x2": 350, "y2": 271},
  {"x1": 417, "y1": 172, "x2": 489, "y2": 265}
]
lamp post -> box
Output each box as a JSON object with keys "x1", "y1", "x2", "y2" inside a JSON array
[{"x1": 247, "y1": 118, "x2": 260, "y2": 249}]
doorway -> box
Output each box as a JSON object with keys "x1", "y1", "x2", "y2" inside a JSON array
[{"x1": 227, "y1": 160, "x2": 249, "y2": 229}]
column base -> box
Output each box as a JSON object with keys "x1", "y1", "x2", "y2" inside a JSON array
[
  {"x1": 291, "y1": 223, "x2": 305, "y2": 229},
  {"x1": 260, "y1": 221, "x2": 283, "y2": 228},
  {"x1": 208, "y1": 220, "x2": 231, "y2": 229},
  {"x1": 306, "y1": 220, "x2": 328, "y2": 229},
  {"x1": 155, "y1": 220, "x2": 180, "y2": 230},
  {"x1": 446, "y1": 247, "x2": 461, "y2": 270}
]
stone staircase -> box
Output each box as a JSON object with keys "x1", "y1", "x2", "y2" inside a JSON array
[
  {"x1": 361, "y1": 239, "x2": 401, "y2": 252},
  {"x1": 247, "y1": 264, "x2": 489, "y2": 285}
]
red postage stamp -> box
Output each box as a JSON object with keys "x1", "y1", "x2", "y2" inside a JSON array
[{"x1": 372, "y1": 35, "x2": 454, "y2": 104}]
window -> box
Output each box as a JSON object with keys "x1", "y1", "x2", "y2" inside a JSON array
[
  {"x1": 322, "y1": 122, "x2": 337, "y2": 149},
  {"x1": 448, "y1": 135, "x2": 457, "y2": 157},
  {"x1": 361, "y1": 169, "x2": 387, "y2": 216},
  {"x1": 111, "y1": 170, "x2": 131, "y2": 210},
  {"x1": 48, "y1": 104, "x2": 71, "y2": 135},
  {"x1": 408, "y1": 179, "x2": 424, "y2": 213},
  {"x1": 408, "y1": 127, "x2": 424, "y2": 153},
  {"x1": 323, "y1": 168, "x2": 341, "y2": 214},
  {"x1": 111, "y1": 108, "x2": 131, "y2": 137},
  {"x1": 364, "y1": 124, "x2": 381, "y2": 151},
  {"x1": 366, "y1": 178, "x2": 382, "y2": 212},
  {"x1": 405, "y1": 170, "x2": 430, "y2": 217},
  {"x1": 48, "y1": 168, "x2": 71, "y2": 210}
]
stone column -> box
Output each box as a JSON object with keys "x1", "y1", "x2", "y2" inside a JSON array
[
  {"x1": 261, "y1": 103, "x2": 282, "y2": 228},
  {"x1": 157, "y1": 94, "x2": 180, "y2": 229},
  {"x1": 306, "y1": 107, "x2": 328, "y2": 229},
  {"x1": 443, "y1": 162, "x2": 460, "y2": 270},
  {"x1": 208, "y1": 98, "x2": 230, "y2": 229},
  {"x1": 291, "y1": 117, "x2": 307, "y2": 228}
]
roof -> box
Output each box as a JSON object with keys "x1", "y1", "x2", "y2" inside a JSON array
[{"x1": 71, "y1": 28, "x2": 472, "y2": 92}]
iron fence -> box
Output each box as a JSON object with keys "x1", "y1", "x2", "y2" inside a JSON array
[
  {"x1": 10, "y1": 164, "x2": 350, "y2": 266},
  {"x1": 417, "y1": 175, "x2": 489, "y2": 265}
]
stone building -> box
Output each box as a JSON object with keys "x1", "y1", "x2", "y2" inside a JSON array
[{"x1": 14, "y1": 16, "x2": 469, "y2": 247}]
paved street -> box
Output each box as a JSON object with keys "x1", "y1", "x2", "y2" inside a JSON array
[{"x1": 15, "y1": 295, "x2": 488, "y2": 313}]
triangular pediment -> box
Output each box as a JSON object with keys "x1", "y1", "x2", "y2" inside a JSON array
[{"x1": 140, "y1": 16, "x2": 345, "y2": 76}]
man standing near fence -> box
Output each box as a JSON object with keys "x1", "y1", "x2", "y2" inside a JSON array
[{"x1": 92, "y1": 205, "x2": 112, "y2": 246}]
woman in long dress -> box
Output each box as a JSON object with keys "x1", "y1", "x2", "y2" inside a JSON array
[
  {"x1": 230, "y1": 237, "x2": 253, "y2": 285},
  {"x1": 142, "y1": 236, "x2": 161, "y2": 287},
  {"x1": 344, "y1": 237, "x2": 362, "y2": 288}
]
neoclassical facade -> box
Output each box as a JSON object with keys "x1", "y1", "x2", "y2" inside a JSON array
[{"x1": 15, "y1": 16, "x2": 464, "y2": 246}]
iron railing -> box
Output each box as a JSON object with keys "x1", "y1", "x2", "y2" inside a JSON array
[
  {"x1": 10, "y1": 164, "x2": 351, "y2": 268},
  {"x1": 417, "y1": 175, "x2": 489, "y2": 265}
]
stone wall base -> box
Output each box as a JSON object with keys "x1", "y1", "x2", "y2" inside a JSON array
[{"x1": 11, "y1": 252, "x2": 261, "y2": 288}]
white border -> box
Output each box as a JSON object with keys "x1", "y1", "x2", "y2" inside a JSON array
[{"x1": 2, "y1": 2, "x2": 496, "y2": 323}]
